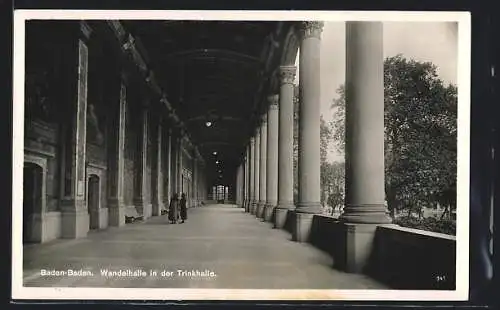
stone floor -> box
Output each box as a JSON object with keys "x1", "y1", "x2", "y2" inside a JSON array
[{"x1": 23, "y1": 204, "x2": 386, "y2": 289}]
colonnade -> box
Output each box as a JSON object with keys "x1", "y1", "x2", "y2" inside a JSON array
[{"x1": 236, "y1": 21, "x2": 391, "y2": 255}]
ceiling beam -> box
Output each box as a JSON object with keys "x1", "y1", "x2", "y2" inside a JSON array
[{"x1": 162, "y1": 48, "x2": 261, "y2": 63}]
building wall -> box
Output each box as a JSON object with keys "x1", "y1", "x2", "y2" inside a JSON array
[
  {"x1": 24, "y1": 22, "x2": 63, "y2": 213},
  {"x1": 22, "y1": 21, "x2": 182, "y2": 243}
]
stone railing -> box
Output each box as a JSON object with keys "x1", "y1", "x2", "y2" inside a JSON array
[
  {"x1": 368, "y1": 224, "x2": 456, "y2": 290},
  {"x1": 309, "y1": 214, "x2": 456, "y2": 290}
]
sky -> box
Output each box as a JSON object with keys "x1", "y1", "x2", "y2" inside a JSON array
[{"x1": 294, "y1": 22, "x2": 459, "y2": 162}]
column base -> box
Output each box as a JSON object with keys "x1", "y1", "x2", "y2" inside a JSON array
[
  {"x1": 134, "y1": 198, "x2": 153, "y2": 219},
  {"x1": 256, "y1": 201, "x2": 266, "y2": 219},
  {"x1": 274, "y1": 204, "x2": 294, "y2": 229},
  {"x1": 264, "y1": 203, "x2": 276, "y2": 222},
  {"x1": 339, "y1": 204, "x2": 392, "y2": 224},
  {"x1": 61, "y1": 210, "x2": 89, "y2": 239},
  {"x1": 29, "y1": 212, "x2": 62, "y2": 243},
  {"x1": 152, "y1": 201, "x2": 164, "y2": 217},
  {"x1": 295, "y1": 201, "x2": 323, "y2": 214},
  {"x1": 250, "y1": 201, "x2": 258, "y2": 215},
  {"x1": 336, "y1": 222, "x2": 381, "y2": 273},
  {"x1": 293, "y1": 212, "x2": 315, "y2": 242},
  {"x1": 108, "y1": 198, "x2": 126, "y2": 227},
  {"x1": 99, "y1": 208, "x2": 109, "y2": 229},
  {"x1": 144, "y1": 203, "x2": 153, "y2": 219}
]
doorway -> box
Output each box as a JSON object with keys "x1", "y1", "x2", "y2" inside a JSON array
[
  {"x1": 23, "y1": 163, "x2": 43, "y2": 244},
  {"x1": 87, "y1": 174, "x2": 100, "y2": 230}
]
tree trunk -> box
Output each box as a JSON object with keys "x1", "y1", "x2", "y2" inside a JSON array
[{"x1": 440, "y1": 204, "x2": 449, "y2": 220}]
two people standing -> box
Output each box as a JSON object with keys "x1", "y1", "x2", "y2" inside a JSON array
[{"x1": 168, "y1": 193, "x2": 187, "y2": 224}]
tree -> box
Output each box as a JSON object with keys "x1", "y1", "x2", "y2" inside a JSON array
[
  {"x1": 293, "y1": 85, "x2": 299, "y2": 203},
  {"x1": 325, "y1": 161, "x2": 345, "y2": 213},
  {"x1": 330, "y1": 55, "x2": 457, "y2": 225},
  {"x1": 331, "y1": 84, "x2": 346, "y2": 153},
  {"x1": 320, "y1": 116, "x2": 333, "y2": 206}
]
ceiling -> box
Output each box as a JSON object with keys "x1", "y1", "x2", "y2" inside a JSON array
[{"x1": 120, "y1": 20, "x2": 296, "y2": 184}]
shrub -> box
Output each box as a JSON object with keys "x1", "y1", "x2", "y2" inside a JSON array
[{"x1": 394, "y1": 216, "x2": 456, "y2": 235}]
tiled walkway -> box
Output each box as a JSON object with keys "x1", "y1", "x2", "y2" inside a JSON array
[{"x1": 23, "y1": 204, "x2": 386, "y2": 289}]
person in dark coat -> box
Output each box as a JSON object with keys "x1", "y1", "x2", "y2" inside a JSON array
[
  {"x1": 168, "y1": 193, "x2": 180, "y2": 224},
  {"x1": 180, "y1": 193, "x2": 187, "y2": 223}
]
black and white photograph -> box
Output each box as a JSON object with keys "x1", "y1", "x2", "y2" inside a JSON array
[{"x1": 12, "y1": 10, "x2": 471, "y2": 301}]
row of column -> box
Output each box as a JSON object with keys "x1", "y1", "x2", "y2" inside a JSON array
[{"x1": 238, "y1": 21, "x2": 391, "y2": 244}]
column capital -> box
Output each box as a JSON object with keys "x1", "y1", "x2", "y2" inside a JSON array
[
  {"x1": 79, "y1": 21, "x2": 93, "y2": 40},
  {"x1": 298, "y1": 21, "x2": 324, "y2": 40},
  {"x1": 279, "y1": 66, "x2": 297, "y2": 85},
  {"x1": 261, "y1": 113, "x2": 268, "y2": 124},
  {"x1": 250, "y1": 137, "x2": 255, "y2": 145},
  {"x1": 268, "y1": 94, "x2": 279, "y2": 110}
]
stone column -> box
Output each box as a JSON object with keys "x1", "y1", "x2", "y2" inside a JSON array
[
  {"x1": 198, "y1": 162, "x2": 202, "y2": 207},
  {"x1": 338, "y1": 22, "x2": 392, "y2": 272},
  {"x1": 257, "y1": 114, "x2": 268, "y2": 218},
  {"x1": 107, "y1": 79, "x2": 127, "y2": 227},
  {"x1": 252, "y1": 129, "x2": 261, "y2": 215},
  {"x1": 246, "y1": 147, "x2": 251, "y2": 211},
  {"x1": 275, "y1": 65, "x2": 297, "y2": 229},
  {"x1": 249, "y1": 137, "x2": 256, "y2": 212},
  {"x1": 240, "y1": 163, "x2": 245, "y2": 207},
  {"x1": 241, "y1": 163, "x2": 245, "y2": 208},
  {"x1": 176, "y1": 134, "x2": 183, "y2": 195},
  {"x1": 59, "y1": 22, "x2": 92, "y2": 239},
  {"x1": 294, "y1": 21, "x2": 324, "y2": 242},
  {"x1": 201, "y1": 167, "x2": 206, "y2": 202},
  {"x1": 265, "y1": 95, "x2": 279, "y2": 222},
  {"x1": 236, "y1": 163, "x2": 242, "y2": 207},
  {"x1": 244, "y1": 146, "x2": 250, "y2": 212},
  {"x1": 165, "y1": 128, "x2": 172, "y2": 206},
  {"x1": 235, "y1": 164, "x2": 240, "y2": 206},
  {"x1": 133, "y1": 107, "x2": 151, "y2": 218},
  {"x1": 241, "y1": 159, "x2": 245, "y2": 208},
  {"x1": 152, "y1": 115, "x2": 164, "y2": 216},
  {"x1": 192, "y1": 158, "x2": 198, "y2": 207}
]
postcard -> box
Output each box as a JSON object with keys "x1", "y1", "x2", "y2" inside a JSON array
[{"x1": 12, "y1": 9, "x2": 470, "y2": 301}]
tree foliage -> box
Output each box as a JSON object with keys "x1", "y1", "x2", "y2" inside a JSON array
[
  {"x1": 293, "y1": 86, "x2": 299, "y2": 203},
  {"x1": 330, "y1": 55, "x2": 457, "y2": 227}
]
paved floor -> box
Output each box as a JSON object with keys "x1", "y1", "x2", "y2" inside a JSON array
[{"x1": 23, "y1": 204, "x2": 386, "y2": 289}]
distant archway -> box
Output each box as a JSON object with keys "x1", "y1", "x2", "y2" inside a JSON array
[
  {"x1": 23, "y1": 162, "x2": 43, "y2": 244},
  {"x1": 87, "y1": 174, "x2": 100, "y2": 230}
]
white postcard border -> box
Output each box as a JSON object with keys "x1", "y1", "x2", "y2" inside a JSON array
[{"x1": 12, "y1": 9, "x2": 471, "y2": 301}]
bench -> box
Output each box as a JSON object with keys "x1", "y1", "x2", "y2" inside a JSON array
[{"x1": 124, "y1": 207, "x2": 144, "y2": 223}]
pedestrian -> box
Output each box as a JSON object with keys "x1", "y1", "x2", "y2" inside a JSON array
[
  {"x1": 180, "y1": 193, "x2": 187, "y2": 223},
  {"x1": 168, "y1": 193, "x2": 179, "y2": 224}
]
